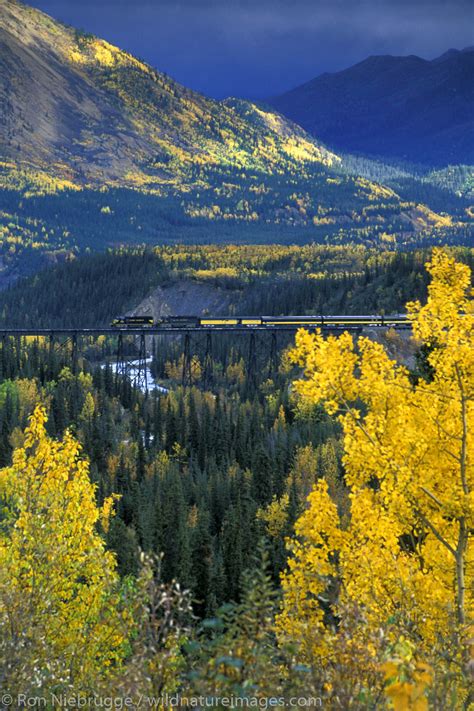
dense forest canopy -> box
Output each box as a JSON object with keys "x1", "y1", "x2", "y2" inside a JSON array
[
  {"x1": 0, "y1": 160, "x2": 472, "y2": 286},
  {"x1": 0, "y1": 249, "x2": 472, "y2": 706},
  {"x1": 1, "y1": 243, "x2": 473, "y2": 328}
]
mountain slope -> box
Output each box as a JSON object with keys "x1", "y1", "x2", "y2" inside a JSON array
[
  {"x1": 0, "y1": 0, "x2": 340, "y2": 185},
  {"x1": 269, "y1": 49, "x2": 474, "y2": 166},
  {"x1": 0, "y1": 0, "x2": 470, "y2": 280}
]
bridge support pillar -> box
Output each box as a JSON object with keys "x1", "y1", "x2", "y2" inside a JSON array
[
  {"x1": 116, "y1": 332, "x2": 149, "y2": 395},
  {"x1": 182, "y1": 332, "x2": 192, "y2": 386}
]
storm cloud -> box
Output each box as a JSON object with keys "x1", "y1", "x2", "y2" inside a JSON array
[{"x1": 28, "y1": 0, "x2": 474, "y2": 98}]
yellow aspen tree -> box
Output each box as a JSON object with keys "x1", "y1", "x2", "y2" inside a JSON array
[
  {"x1": 257, "y1": 494, "x2": 290, "y2": 537},
  {"x1": 286, "y1": 444, "x2": 319, "y2": 500},
  {"x1": 278, "y1": 249, "x2": 474, "y2": 707},
  {"x1": 0, "y1": 406, "x2": 130, "y2": 694}
]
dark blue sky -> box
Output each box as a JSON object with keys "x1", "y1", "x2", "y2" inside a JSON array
[{"x1": 29, "y1": 0, "x2": 474, "y2": 99}]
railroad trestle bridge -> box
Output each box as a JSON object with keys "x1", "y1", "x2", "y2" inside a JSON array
[{"x1": 0, "y1": 316, "x2": 410, "y2": 393}]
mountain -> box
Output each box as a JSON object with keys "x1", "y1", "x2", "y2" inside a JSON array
[
  {"x1": 269, "y1": 49, "x2": 474, "y2": 166},
  {"x1": 0, "y1": 0, "x2": 340, "y2": 185},
  {"x1": 0, "y1": 0, "x2": 470, "y2": 286}
]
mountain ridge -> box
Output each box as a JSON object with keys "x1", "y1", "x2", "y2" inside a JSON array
[
  {"x1": 0, "y1": 0, "x2": 470, "y2": 276},
  {"x1": 269, "y1": 48, "x2": 474, "y2": 166},
  {"x1": 0, "y1": 0, "x2": 342, "y2": 187}
]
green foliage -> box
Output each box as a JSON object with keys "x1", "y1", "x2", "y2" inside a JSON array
[
  {"x1": 0, "y1": 243, "x2": 473, "y2": 329},
  {"x1": 189, "y1": 543, "x2": 282, "y2": 698},
  {"x1": 0, "y1": 250, "x2": 471, "y2": 705},
  {"x1": 0, "y1": 328, "x2": 338, "y2": 616}
]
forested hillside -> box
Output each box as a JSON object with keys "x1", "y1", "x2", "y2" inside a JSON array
[
  {"x1": 0, "y1": 0, "x2": 472, "y2": 286},
  {"x1": 0, "y1": 0, "x2": 338, "y2": 184},
  {"x1": 0, "y1": 249, "x2": 473, "y2": 705},
  {"x1": 3, "y1": 244, "x2": 474, "y2": 328},
  {"x1": 1, "y1": 177, "x2": 471, "y2": 286}
]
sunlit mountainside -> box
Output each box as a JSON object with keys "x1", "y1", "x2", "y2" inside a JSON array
[
  {"x1": 0, "y1": 0, "x2": 342, "y2": 186},
  {"x1": 0, "y1": 0, "x2": 472, "y2": 284}
]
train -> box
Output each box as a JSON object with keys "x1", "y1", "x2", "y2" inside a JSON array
[
  {"x1": 111, "y1": 314, "x2": 409, "y2": 328},
  {"x1": 111, "y1": 316, "x2": 154, "y2": 327}
]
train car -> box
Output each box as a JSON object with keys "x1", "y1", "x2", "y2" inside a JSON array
[
  {"x1": 199, "y1": 318, "x2": 239, "y2": 326},
  {"x1": 167, "y1": 315, "x2": 201, "y2": 328},
  {"x1": 322, "y1": 315, "x2": 381, "y2": 327},
  {"x1": 111, "y1": 315, "x2": 154, "y2": 328},
  {"x1": 199, "y1": 317, "x2": 264, "y2": 327},
  {"x1": 261, "y1": 315, "x2": 324, "y2": 327},
  {"x1": 382, "y1": 314, "x2": 409, "y2": 327},
  {"x1": 260, "y1": 314, "x2": 409, "y2": 328}
]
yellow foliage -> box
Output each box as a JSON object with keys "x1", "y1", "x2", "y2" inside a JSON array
[
  {"x1": 165, "y1": 354, "x2": 202, "y2": 383},
  {"x1": 225, "y1": 360, "x2": 246, "y2": 385},
  {"x1": 69, "y1": 48, "x2": 86, "y2": 64},
  {"x1": 285, "y1": 443, "x2": 319, "y2": 499},
  {"x1": 382, "y1": 637, "x2": 433, "y2": 711},
  {"x1": 357, "y1": 178, "x2": 398, "y2": 201},
  {"x1": 93, "y1": 40, "x2": 117, "y2": 67},
  {"x1": 80, "y1": 391, "x2": 95, "y2": 421},
  {"x1": 279, "y1": 249, "x2": 474, "y2": 705},
  {"x1": 0, "y1": 407, "x2": 129, "y2": 691},
  {"x1": 411, "y1": 204, "x2": 454, "y2": 229},
  {"x1": 193, "y1": 267, "x2": 239, "y2": 280},
  {"x1": 257, "y1": 494, "x2": 289, "y2": 537}
]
